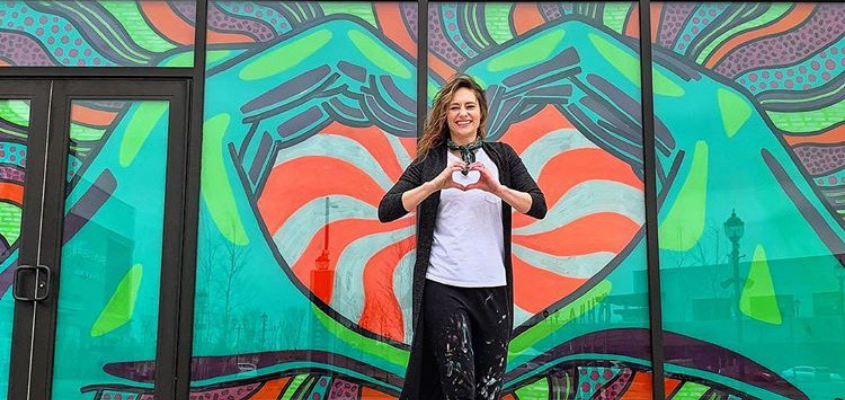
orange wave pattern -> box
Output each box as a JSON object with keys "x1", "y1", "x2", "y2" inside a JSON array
[
  {"x1": 258, "y1": 107, "x2": 642, "y2": 341},
  {"x1": 513, "y1": 3, "x2": 545, "y2": 35},
  {"x1": 783, "y1": 124, "x2": 845, "y2": 146},
  {"x1": 0, "y1": 183, "x2": 24, "y2": 206},
  {"x1": 704, "y1": 4, "x2": 814, "y2": 69},
  {"x1": 139, "y1": 1, "x2": 195, "y2": 46},
  {"x1": 70, "y1": 104, "x2": 119, "y2": 127}
]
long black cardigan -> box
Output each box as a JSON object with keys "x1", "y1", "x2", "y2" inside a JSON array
[{"x1": 378, "y1": 141, "x2": 547, "y2": 399}]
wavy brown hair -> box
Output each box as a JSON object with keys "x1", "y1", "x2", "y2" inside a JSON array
[{"x1": 415, "y1": 74, "x2": 488, "y2": 161}]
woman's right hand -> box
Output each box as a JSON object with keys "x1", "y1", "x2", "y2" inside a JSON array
[
  {"x1": 429, "y1": 161, "x2": 467, "y2": 191},
  {"x1": 400, "y1": 161, "x2": 466, "y2": 212}
]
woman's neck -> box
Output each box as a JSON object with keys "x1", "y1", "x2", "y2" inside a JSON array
[{"x1": 449, "y1": 133, "x2": 478, "y2": 146}]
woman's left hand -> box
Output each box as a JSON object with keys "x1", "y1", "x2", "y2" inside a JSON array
[{"x1": 465, "y1": 162, "x2": 503, "y2": 195}]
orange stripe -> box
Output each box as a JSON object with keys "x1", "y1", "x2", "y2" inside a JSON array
[
  {"x1": 650, "y1": 3, "x2": 662, "y2": 43},
  {"x1": 704, "y1": 4, "x2": 814, "y2": 69},
  {"x1": 399, "y1": 137, "x2": 417, "y2": 161},
  {"x1": 428, "y1": 52, "x2": 457, "y2": 82},
  {"x1": 320, "y1": 122, "x2": 406, "y2": 181},
  {"x1": 784, "y1": 124, "x2": 845, "y2": 145},
  {"x1": 619, "y1": 372, "x2": 652, "y2": 400},
  {"x1": 70, "y1": 104, "x2": 118, "y2": 127},
  {"x1": 502, "y1": 394, "x2": 518, "y2": 400},
  {"x1": 664, "y1": 377, "x2": 683, "y2": 398},
  {"x1": 0, "y1": 183, "x2": 23, "y2": 205},
  {"x1": 0, "y1": 59, "x2": 10, "y2": 67},
  {"x1": 498, "y1": 105, "x2": 575, "y2": 155},
  {"x1": 513, "y1": 255, "x2": 587, "y2": 313},
  {"x1": 290, "y1": 218, "x2": 413, "y2": 304},
  {"x1": 512, "y1": 147, "x2": 643, "y2": 228},
  {"x1": 360, "y1": 387, "x2": 396, "y2": 399},
  {"x1": 514, "y1": 212, "x2": 640, "y2": 256},
  {"x1": 625, "y1": 4, "x2": 640, "y2": 38},
  {"x1": 360, "y1": 235, "x2": 415, "y2": 342},
  {"x1": 257, "y1": 157, "x2": 387, "y2": 234},
  {"x1": 207, "y1": 29, "x2": 257, "y2": 45},
  {"x1": 139, "y1": 1, "x2": 194, "y2": 45},
  {"x1": 249, "y1": 377, "x2": 290, "y2": 399},
  {"x1": 375, "y1": 3, "x2": 417, "y2": 58},
  {"x1": 513, "y1": 4, "x2": 545, "y2": 35}
]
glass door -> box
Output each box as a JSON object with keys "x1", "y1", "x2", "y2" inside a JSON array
[
  {"x1": 3, "y1": 79, "x2": 188, "y2": 400},
  {"x1": 0, "y1": 79, "x2": 51, "y2": 400}
]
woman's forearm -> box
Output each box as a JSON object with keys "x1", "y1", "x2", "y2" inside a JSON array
[
  {"x1": 495, "y1": 185, "x2": 533, "y2": 214},
  {"x1": 401, "y1": 181, "x2": 439, "y2": 212}
]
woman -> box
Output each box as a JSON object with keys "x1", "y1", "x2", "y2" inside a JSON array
[{"x1": 379, "y1": 74, "x2": 546, "y2": 400}]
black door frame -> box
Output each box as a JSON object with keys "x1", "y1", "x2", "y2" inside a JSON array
[
  {"x1": 3, "y1": 79, "x2": 189, "y2": 400},
  {"x1": 1, "y1": 79, "x2": 53, "y2": 400}
]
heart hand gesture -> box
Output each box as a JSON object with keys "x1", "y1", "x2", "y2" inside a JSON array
[{"x1": 464, "y1": 162, "x2": 503, "y2": 195}]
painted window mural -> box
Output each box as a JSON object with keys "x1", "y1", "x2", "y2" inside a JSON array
[
  {"x1": 0, "y1": 1, "x2": 196, "y2": 67},
  {"x1": 0, "y1": 99, "x2": 27, "y2": 399},
  {"x1": 193, "y1": 1, "x2": 419, "y2": 398},
  {"x1": 54, "y1": 100, "x2": 170, "y2": 400},
  {"x1": 426, "y1": 2, "x2": 654, "y2": 400},
  {"x1": 651, "y1": 2, "x2": 845, "y2": 400},
  {"x1": 1, "y1": 2, "x2": 844, "y2": 400}
]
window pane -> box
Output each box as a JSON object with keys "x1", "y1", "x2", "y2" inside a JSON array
[
  {"x1": 0, "y1": 1, "x2": 195, "y2": 67},
  {"x1": 653, "y1": 2, "x2": 845, "y2": 399}
]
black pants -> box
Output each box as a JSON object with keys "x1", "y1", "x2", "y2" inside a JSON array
[{"x1": 423, "y1": 279, "x2": 510, "y2": 400}]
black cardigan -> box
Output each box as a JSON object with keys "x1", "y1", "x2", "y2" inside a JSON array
[{"x1": 378, "y1": 141, "x2": 546, "y2": 400}]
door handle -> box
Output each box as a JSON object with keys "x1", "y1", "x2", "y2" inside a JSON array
[{"x1": 12, "y1": 265, "x2": 51, "y2": 302}]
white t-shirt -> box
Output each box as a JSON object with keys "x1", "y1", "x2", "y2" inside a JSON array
[{"x1": 426, "y1": 148, "x2": 506, "y2": 287}]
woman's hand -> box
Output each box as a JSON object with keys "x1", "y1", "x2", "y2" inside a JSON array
[
  {"x1": 430, "y1": 161, "x2": 468, "y2": 191},
  {"x1": 465, "y1": 162, "x2": 503, "y2": 195},
  {"x1": 399, "y1": 161, "x2": 466, "y2": 212}
]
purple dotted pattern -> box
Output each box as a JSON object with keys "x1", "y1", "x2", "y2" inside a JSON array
[
  {"x1": 575, "y1": 366, "x2": 617, "y2": 400},
  {"x1": 427, "y1": 6, "x2": 466, "y2": 68},
  {"x1": 207, "y1": 2, "x2": 277, "y2": 42},
  {"x1": 401, "y1": 3, "x2": 418, "y2": 42},
  {"x1": 327, "y1": 378, "x2": 360, "y2": 399},
  {"x1": 738, "y1": 46, "x2": 845, "y2": 93},
  {"x1": 794, "y1": 145, "x2": 845, "y2": 176},
  {"x1": 101, "y1": 393, "x2": 141, "y2": 400},
  {"x1": 540, "y1": 3, "x2": 562, "y2": 22},
  {"x1": 171, "y1": 0, "x2": 197, "y2": 23},
  {"x1": 657, "y1": 3, "x2": 697, "y2": 49},
  {"x1": 187, "y1": 383, "x2": 258, "y2": 400},
  {"x1": 0, "y1": 31, "x2": 55, "y2": 66},
  {"x1": 592, "y1": 369, "x2": 632, "y2": 400},
  {"x1": 0, "y1": 166, "x2": 24, "y2": 184},
  {"x1": 715, "y1": 4, "x2": 845, "y2": 79}
]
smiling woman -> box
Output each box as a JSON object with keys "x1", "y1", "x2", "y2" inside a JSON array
[
  {"x1": 5, "y1": 1, "x2": 845, "y2": 400},
  {"x1": 378, "y1": 74, "x2": 547, "y2": 399}
]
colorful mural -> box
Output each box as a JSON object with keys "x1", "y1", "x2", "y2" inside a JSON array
[
  {"x1": 0, "y1": 95, "x2": 172, "y2": 398},
  {"x1": 0, "y1": 98, "x2": 27, "y2": 398},
  {"x1": 651, "y1": 3, "x2": 845, "y2": 400},
  {"x1": 0, "y1": 0, "x2": 196, "y2": 67},
  {"x1": 187, "y1": 1, "x2": 686, "y2": 400}
]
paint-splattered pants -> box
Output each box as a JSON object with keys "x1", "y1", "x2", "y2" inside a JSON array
[{"x1": 423, "y1": 279, "x2": 510, "y2": 400}]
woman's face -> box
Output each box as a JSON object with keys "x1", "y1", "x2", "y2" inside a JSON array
[{"x1": 446, "y1": 87, "x2": 482, "y2": 144}]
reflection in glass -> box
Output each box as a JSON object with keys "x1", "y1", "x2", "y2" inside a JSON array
[
  {"x1": 52, "y1": 100, "x2": 168, "y2": 399},
  {"x1": 653, "y1": 2, "x2": 845, "y2": 399},
  {"x1": 0, "y1": 98, "x2": 29, "y2": 398}
]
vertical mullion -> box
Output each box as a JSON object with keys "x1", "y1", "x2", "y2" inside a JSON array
[
  {"x1": 31, "y1": 79, "x2": 71, "y2": 400},
  {"x1": 5, "y1": 80, "x2": 51, "y2": 400},
  {"x1": 174, "y1": 0, "x2": 210, "y2": 399},
  {"x1": 418, "y1": 0, "x2": 430, "y2": 142},
  {"x1": 637, "y1": 1, "x2": 666, "y2": 399},
  {"x1": 154, "y1": 82, "x2": 190, "y2": 400}
]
